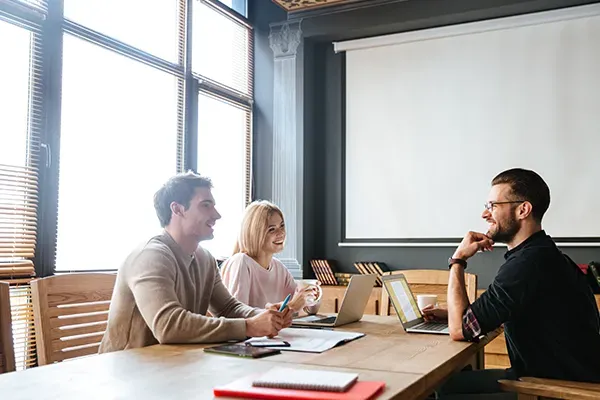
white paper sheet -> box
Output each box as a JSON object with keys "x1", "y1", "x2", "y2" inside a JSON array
[{"x1": 245, "y1": 328, "x2": 365, "y2": 353}]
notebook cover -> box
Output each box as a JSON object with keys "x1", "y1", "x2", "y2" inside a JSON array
[
  {"x1": 214, "y1": 375, "x2": 385, "y2": 400},
  {"x1": 252, "y1": 367, "x2": 358, "y2": 392}
]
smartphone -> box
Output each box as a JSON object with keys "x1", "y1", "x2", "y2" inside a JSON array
[
  {"x1": 204, "y1": 343, "x2": 281, "y2": 358},
  {"x1": 246, "y1": 340, "x2": 290, "y2": 347}
]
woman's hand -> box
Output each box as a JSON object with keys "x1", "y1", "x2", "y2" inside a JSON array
[{"x1": 287, "y1": 286, "x2": 318, "y2": 311}]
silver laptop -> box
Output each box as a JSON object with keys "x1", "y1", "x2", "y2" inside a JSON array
[
  {"x1": 382, "y1": 274, "x2": 449, "y2": 335},
  {"x1": 292, "y1": 274, "x2": 377, "y2": 328}
]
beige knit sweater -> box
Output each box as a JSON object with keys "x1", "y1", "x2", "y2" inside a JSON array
[{"x1": 99, "y1": 232, "x2": 259, "y2": 353}]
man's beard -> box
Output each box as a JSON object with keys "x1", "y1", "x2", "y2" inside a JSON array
[{"x1": 487, "y1": 216, "x2": 520, "y2": 243}]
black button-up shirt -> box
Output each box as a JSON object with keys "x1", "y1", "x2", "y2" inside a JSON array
[{"x1": 464, "y1": 230, "x2": 600, "y2": 382}]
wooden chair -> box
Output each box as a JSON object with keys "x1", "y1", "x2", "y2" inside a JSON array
[
  {"x1": 499, "y1": 377, "x2": 600, "y2": 399},
  {"x1": 380, "y1": 269, "x2": 478, "y2": 317},
  {"x1": 0, "y1": 282, "x2": 15, "y2": 373},
  {"x1": 31, "y1": 273, "x2": 116, "y2": 365}
]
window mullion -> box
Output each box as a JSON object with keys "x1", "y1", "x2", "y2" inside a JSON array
[{"x1": 35, "y1": 0, "x2": 63, "y2": 277}]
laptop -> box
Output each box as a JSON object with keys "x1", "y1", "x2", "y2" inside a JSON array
[
  {"x1": 382, "y1": 273, "x2": 449, "y2": 335},
  {"x1": 292, "y1": 274, "x2": 377, "y2": 328}
]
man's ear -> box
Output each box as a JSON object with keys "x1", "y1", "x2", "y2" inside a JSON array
[
  {"x1": 170, "y1": 202, "x2": 185, "y2": 218},
  {"x1": 517, "y1": 201, "x2": 533, "y2": 220}
]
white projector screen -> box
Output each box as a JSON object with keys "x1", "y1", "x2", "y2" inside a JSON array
[{"x1": 335, "y1": 4, "x2": 600, "y2": 243}]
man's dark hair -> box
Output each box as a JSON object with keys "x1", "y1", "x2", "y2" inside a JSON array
[
  {"x1": 154, "y1": 171, "x2": 212, "y2": 227},
  {"x1": 491, "y1": 168, "x2": 550, "y2": 223}
]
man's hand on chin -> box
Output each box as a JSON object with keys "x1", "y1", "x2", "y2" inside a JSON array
[{"x1": 453, "y1": 231, "x2": 494, "y2": 260}]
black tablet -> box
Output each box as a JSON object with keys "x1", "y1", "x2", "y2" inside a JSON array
[{"x1": 204, "y1": 344, "x2": 281, "y2": 359}]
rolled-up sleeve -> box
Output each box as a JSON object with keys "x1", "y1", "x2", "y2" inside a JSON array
[{"x1": 462, "y1": 306, "x2": 482, "y2": 341}]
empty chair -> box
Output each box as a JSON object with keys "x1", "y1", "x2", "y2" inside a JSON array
[{"x1": 31, "y1": 273, "x2": 116, "y2": 365}]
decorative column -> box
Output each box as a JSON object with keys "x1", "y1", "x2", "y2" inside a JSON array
[{"x1": 269, "y1": 21, "x2": 303, "y2": 278}]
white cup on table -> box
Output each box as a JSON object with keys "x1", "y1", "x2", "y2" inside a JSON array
[{"x1": 417, "y1": 294, "x2": 438, "y2": 311}]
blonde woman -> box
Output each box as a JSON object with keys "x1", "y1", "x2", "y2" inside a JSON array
[{"x1": 221, "y1": 200, "x2": 320, "y2": 313}]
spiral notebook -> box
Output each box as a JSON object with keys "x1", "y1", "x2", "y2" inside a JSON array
[{"x1": 252, "y1": 367, "x2": 358, "y2": 392}]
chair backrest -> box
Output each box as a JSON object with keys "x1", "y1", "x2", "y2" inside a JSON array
[
  {"x1": 0, "y1": 282, "x2": 15, "y2": 373},
  {"x1": 380, "y1": 269, "x2": 478, "y2": 316},
  {"x1": 31, "y1": 273, "x2": 116, "y2": 365}
]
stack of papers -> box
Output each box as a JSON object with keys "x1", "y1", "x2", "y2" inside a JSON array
[{"x1": 245, "y1": 328, "x2": 364, "y2": 353}]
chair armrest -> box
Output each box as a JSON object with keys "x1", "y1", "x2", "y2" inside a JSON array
[
  {"x1": 498, "y1": 379, "x2": 600, "y2": 399},
  {"x1": 520, "y1": 377, "x2": 600, "y2": 392}
]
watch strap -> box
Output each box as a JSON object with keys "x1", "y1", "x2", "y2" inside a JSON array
[{"x1": 448, "y1": 257, "x2": 467, "y2": 269}]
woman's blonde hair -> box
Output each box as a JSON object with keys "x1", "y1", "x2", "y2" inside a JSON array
[{"x1": 233, "y1": 200, "x2": 285, "y2": 256}]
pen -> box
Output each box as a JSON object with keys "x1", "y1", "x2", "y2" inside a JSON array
[{"x1": 278, "y1": 294, "x2": 292, "y2": 312}]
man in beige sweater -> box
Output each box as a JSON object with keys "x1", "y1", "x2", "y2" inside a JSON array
[{"x1": 99, "y1": 172, "x2": 291, "y2": 353}]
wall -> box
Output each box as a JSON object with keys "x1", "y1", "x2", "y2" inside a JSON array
[
  {"x1": 249, "y1": 1, "x2": 286, "y2": 202},
  {"x1": 251, "y1": 0, "x2": 600, "y2": 287}
]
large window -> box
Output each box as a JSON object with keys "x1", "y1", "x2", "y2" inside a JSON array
[
  {"x1": 1, "y1": 0, "x2": 253, "y2": 275},
  {"x1": 55, "y1": 35, "x2": 180, "y2": 271}
]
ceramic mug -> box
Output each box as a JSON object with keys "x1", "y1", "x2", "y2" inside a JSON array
[
  {"x1": 296, "y1": 279, "x2": 323, "y2": 307},
  {"x1": 417, "y1": 294, "x2": 438, "y2": 310}
]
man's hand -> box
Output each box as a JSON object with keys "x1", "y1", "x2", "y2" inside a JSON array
[
  {"x1": 422, "y1": 304, "x2": 448, "y2": 322},
  {"x1": 245, "y1": 309, "x2": 283, "y2": 337},
  {"x1": 266, "y1": 302, "x2": 293, "y2": 328},
  {"x1": 453, "y1": 231, "x2": 494, "y2": 260}
]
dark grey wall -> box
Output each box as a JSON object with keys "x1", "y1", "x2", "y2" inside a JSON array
[
  {"x1": 251, "y1": 0, "x2": 600, "y2": 287},
  {"x1": 249, "y1": 1, "x2": 286, "y2": 201}
]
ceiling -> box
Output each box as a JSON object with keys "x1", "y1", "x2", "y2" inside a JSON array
[{"x1": 271, "y1": 0, "x2": 358, "y2": 12}]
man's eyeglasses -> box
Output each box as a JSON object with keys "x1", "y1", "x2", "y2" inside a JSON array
[{"x1": 484, "y1": 201, "x2": 525, "y2": 211}]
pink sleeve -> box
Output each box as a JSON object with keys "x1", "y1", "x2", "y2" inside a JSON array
[{"x1": 220, "y1": 255, "x2": 251, "y2": 305}]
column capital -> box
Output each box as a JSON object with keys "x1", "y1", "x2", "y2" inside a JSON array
[{"x1": 269, "y1": 20, "x2": 302, "y2": 59}]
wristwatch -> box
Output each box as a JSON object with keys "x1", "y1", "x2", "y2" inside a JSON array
[{"x1": 448, "y1": 257, "x2": 467, "y2": 269}]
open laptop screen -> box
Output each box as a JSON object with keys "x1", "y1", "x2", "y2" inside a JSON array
[{"x1": 382, "y1": 275, "x2": 422, "y2": 324}]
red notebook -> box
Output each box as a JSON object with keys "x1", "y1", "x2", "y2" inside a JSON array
[{"x1": 213, "y1": 375, "x2": 385, "y2": 400}]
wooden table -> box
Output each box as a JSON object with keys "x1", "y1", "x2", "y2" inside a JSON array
[{"x1": 0, "y1": 315, "x2": 497, "y2": 400}]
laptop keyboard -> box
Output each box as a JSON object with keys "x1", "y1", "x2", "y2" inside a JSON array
[
  {"x1": 413, "y1": 322, "x2": 447, "y2": 331},
  {"x1": 315, "y1": 316, "x2": 336, "y2": 324}
]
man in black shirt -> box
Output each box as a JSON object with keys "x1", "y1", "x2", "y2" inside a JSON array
[{"x1": 429, "y1": 168, "x2": 600, "y2": 399}]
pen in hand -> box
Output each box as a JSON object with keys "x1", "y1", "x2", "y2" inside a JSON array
[{"x1": 278, "y1": 294, "x2": 292, "y2": 312}]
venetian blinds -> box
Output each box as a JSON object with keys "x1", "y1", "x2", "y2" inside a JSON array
[
  {"x1": 0, "y1": 2, "x2": 45, "y2": 371},
  {"x1": 0, "y1": 8, "x2": 42, "y2": 281}
]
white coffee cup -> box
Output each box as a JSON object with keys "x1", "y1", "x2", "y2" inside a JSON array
[
  {"x1": 417, "y1": 294, "x2": 438, "y2": 310},
  {"x1": 295, "y1": 279, "x2": 323, "y2": 307}
]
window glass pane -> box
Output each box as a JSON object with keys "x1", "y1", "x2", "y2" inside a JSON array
[
  {"x1": 197, "y1": 93, "x2": 249, "y2": 258},
  {"x1": 217, "y1": 0, "x2": 247, "y2": 17},
  {"x1": 0, "y1": 20, "x2": 30, "y2": 167},
  {"x1": 63, "y1": 0, "x2": 179, "y2": 62},
  {"x1": 193, "y1": 1, "x2": 250, "y2": 94},
  {"x1": 56, "y1": 35, "x2": 179, "y2": 271}
]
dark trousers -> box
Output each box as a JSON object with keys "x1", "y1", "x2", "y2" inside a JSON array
[{"x1": 434, "y1": 368, "x2": 518, "y2": 399}]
